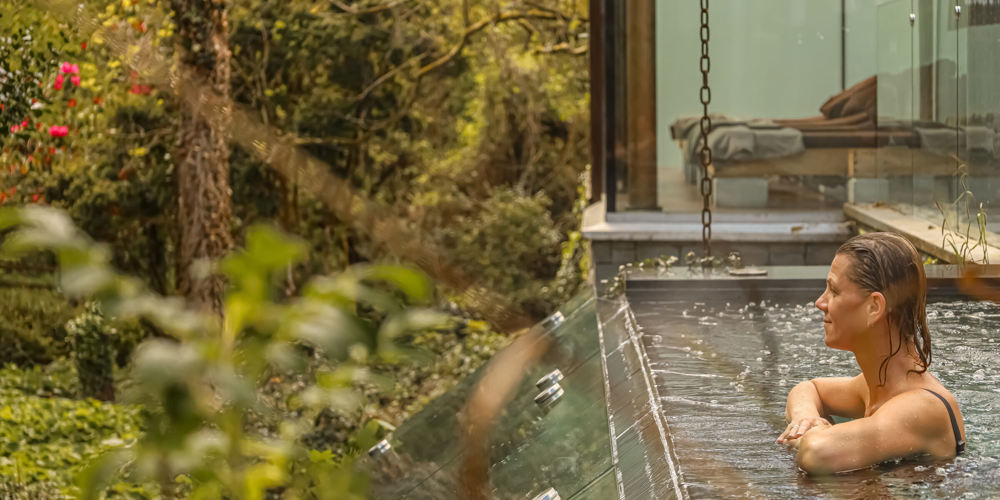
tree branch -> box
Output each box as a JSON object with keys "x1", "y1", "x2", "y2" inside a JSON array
[
  {"x1": 329, "y1": 0, "x2": 404, "y2": 16},
  {"x1": 414, "y1": 9, "x2": 559, "y2": 79},
  {"x1": 356, "y1": 8, "x2": 566, "y2": 103},
  {"x1": 535, "y1": 42, "x2": 588, "y2": 56}
]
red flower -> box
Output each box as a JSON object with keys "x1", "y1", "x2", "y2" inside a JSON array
[
  {"x1": 93, "y1": 96, "x2": 103, "y2": 105},
  {"x1": 54, "y1": 74, "x2": 64, "y2": 90},
  {"x1": 32, "y1": 194, "x2": 39, "y2": 202},
  {"x1": 49, "y1": 147, "x2": 56, "y2": 155},
  {"x1": 68, "y1": 98, "x2": 77, "y2": 108},
  {"x1": 129, "y1": 84, "x2": 151, "y2": 95},
  {"x1": 81, "y1": 42, "x2": 87, "y2": 50},
  {"x1": 48, "y1": 125, "x2": 69, "y2": 138}
]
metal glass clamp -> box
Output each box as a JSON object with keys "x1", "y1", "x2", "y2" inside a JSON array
[
  {"x1": 368, "y1": 439, "x2": 391, "y2": 457},
  {"x1": 534, "y1": 382, "x2": 564, "y2": 406},
  {"x1": 532, "y1": 487, "x2": 561, "y2": 500},
  {"x1": 535, "y1": 369, "x2": 564, "y2": 389},
  {"x1": 541, "y1": 311, "x2": 565, "y2": 330}
]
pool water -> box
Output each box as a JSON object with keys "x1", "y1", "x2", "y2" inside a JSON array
[{"x1": 630, "y1": 296, "x2": 1000, "y2": 499}]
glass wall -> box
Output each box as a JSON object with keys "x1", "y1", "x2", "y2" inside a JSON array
[{"x1": 603, "y1": 0, "x2": 1000, "y2": 225}]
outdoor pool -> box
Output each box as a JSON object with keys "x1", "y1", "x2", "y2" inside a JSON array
[{"x1": 618, "y1": 267, "x2": 1000, "y2": 498}]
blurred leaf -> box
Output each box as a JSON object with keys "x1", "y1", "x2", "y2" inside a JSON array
[
  {"x1": 76, "y1": 450, "x2": 133, "y2": 500},
  {"x1": 359, "y1": 265, "x2": 434, "y2": 304}
]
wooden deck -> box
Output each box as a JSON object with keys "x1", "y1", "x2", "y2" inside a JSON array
[{"x1": 844, "y1": 203, "x2": 1000, "y2": 264}]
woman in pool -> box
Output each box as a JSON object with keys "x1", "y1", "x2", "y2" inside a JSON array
[{"x1": 777, "y1": 232, "x2": 966, "y2": 474}]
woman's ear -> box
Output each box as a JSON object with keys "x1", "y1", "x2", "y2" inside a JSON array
[{"x1": 867, "y1": 292, "x2": 887, "y2": 326}]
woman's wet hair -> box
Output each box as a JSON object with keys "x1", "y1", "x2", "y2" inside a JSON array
[{"x1": 836, "y1": 232, "x2": 931, "y2": 386}]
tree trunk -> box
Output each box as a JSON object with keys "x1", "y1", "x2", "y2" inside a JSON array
[{"x1": 170, "y1": 0, "x2": 234, "y2": 313}]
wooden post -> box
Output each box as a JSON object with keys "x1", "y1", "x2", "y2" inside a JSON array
[
  {"x1": 589, "y1": 0, "x2": 604, "y2": 204},
  {"x1": 625, "y1": 0, "x2": 658, "y2": 209}
]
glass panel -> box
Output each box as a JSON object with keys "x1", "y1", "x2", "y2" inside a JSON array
[
  {"x1": 370, "y1": 291, "x2": 605, "y2": 498},
  {"x1": 487, "y1": 353, "x2": 611, "y2": 499},
  {"x1": 386, "y1": 349, "x2": 612, "y2": 500},
  {"x1": 957, "y1": 0, "x2": 999, "y2": 258},
  {"x1": 876, "y1": 0, "x2": 915, "y2": 209},
  {"x1": 567, "y1": 467, "x2": 618, "y2": 500},
  {"x1": 605, "y1": 0, "x2": 1000, "y2": 219},
  {"x1": 641, "y1": 0, "x2": 870, "y2": 213}
]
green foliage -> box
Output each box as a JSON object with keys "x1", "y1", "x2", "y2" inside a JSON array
[
  {"x1": 0, "y1": 5, "x2": 64, "y2": 134},
  {"x1": 67, "y1": 304, "x2": 115, "y2": 401},
  {"x1": 0, "y1": 1, "x2": 591, "y2": 493},
  {"x1": 935, "y1": 161, "x2": 990, "y2": 264},
  {"x1": 4, "y1": 0, "x2": 589, "y2": 327},
  {"x1": 2, "y1": 205, "x2": 452, "y2": 498},
  {"x1": 304, "y1": 319, "x2": 508, "y2": 456},
  {"x1": 0, "y1": 287, "x2": 80, "y2": 365},
  {"x1": 447, "y1": 188, "x2": 561, "y2": 318},
  {"x1": 0, "y1": 362, "x2": 150, "y2": 499}
]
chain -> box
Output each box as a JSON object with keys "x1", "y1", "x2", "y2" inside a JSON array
[{"x1": 698, "y1": 0, "x2": 713, "y2": 259}]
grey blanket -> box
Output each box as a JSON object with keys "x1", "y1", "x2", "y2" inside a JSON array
[
  {"x1": 675, "y1": 116, "x2": 805, "y2": 183},
  {"x1": 915, "y1": 126, "x2": 999, "y2": 158}
]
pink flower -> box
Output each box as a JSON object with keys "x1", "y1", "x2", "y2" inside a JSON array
[
  {"x1": 20, "y1": 120, "x2": 27, "y2": 128},
  {"x1": 48, "y1": 125, "x2": 68, "y2": 138},
  {"x1": 10, "y1": 125, "x2": 18, "y2": 133},
  {"x1": 71, "y1": 64, "x2": 79, "y2": 74},
  {"x1": 70, "y1": 76, "x2": 80, "y2": 87},
  {"x1": 61, "y1": 62, "x2": 72, "y2": 74}
]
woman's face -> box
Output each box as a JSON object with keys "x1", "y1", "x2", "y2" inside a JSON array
[{"x1": 815, "y1": 254, "x2": 871, "y2": 351}]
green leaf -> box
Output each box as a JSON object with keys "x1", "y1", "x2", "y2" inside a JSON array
[
  {"x1": 359, "y1": 264, "x2": 434, "y2": 304},
  {"x1": 75, "y1": 450, "x2": 133, "y2": 500}
]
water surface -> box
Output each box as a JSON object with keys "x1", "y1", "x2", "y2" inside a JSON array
[{"x1": 631, "y1": 297, "x2": 1000, "y2": 499}]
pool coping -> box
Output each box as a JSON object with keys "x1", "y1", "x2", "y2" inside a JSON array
[
  {"x1": 624, "y1": 264, "x2": 1000, "y2": 297},
  {"x1": 596, "y1": 294, "x2": 689, "y2": 499}
]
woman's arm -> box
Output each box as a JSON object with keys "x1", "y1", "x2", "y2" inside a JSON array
[
  {"x1": 777, "y1": 376, "x2": 865, "y2": 443},
  {"x1": 778, "y1": 380, "x2": 832, "y2": 443},
  {"x1": 795, "y1": 390, "x2": 943, "y2": 474}
]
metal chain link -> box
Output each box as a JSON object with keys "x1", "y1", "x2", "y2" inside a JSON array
[{"x1": 698, "y1": 0, "x2": 713, "y2": 259}]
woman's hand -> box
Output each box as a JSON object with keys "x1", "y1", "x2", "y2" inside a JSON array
[{"x1": 776, "y1": 416, "x2": 831, "y2": 444}]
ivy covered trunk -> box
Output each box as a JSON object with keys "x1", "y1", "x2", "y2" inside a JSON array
[
  {"x1": 67, "y1": 306, "x2": 114, "y2": 402},
  {"x1": 170, "y1": 0, "x2": 234, "y2": 313}
]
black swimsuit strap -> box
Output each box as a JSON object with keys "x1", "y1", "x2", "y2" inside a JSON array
[{"x1": 922, "y1": 388, "x2": 965, "y2": 455}]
